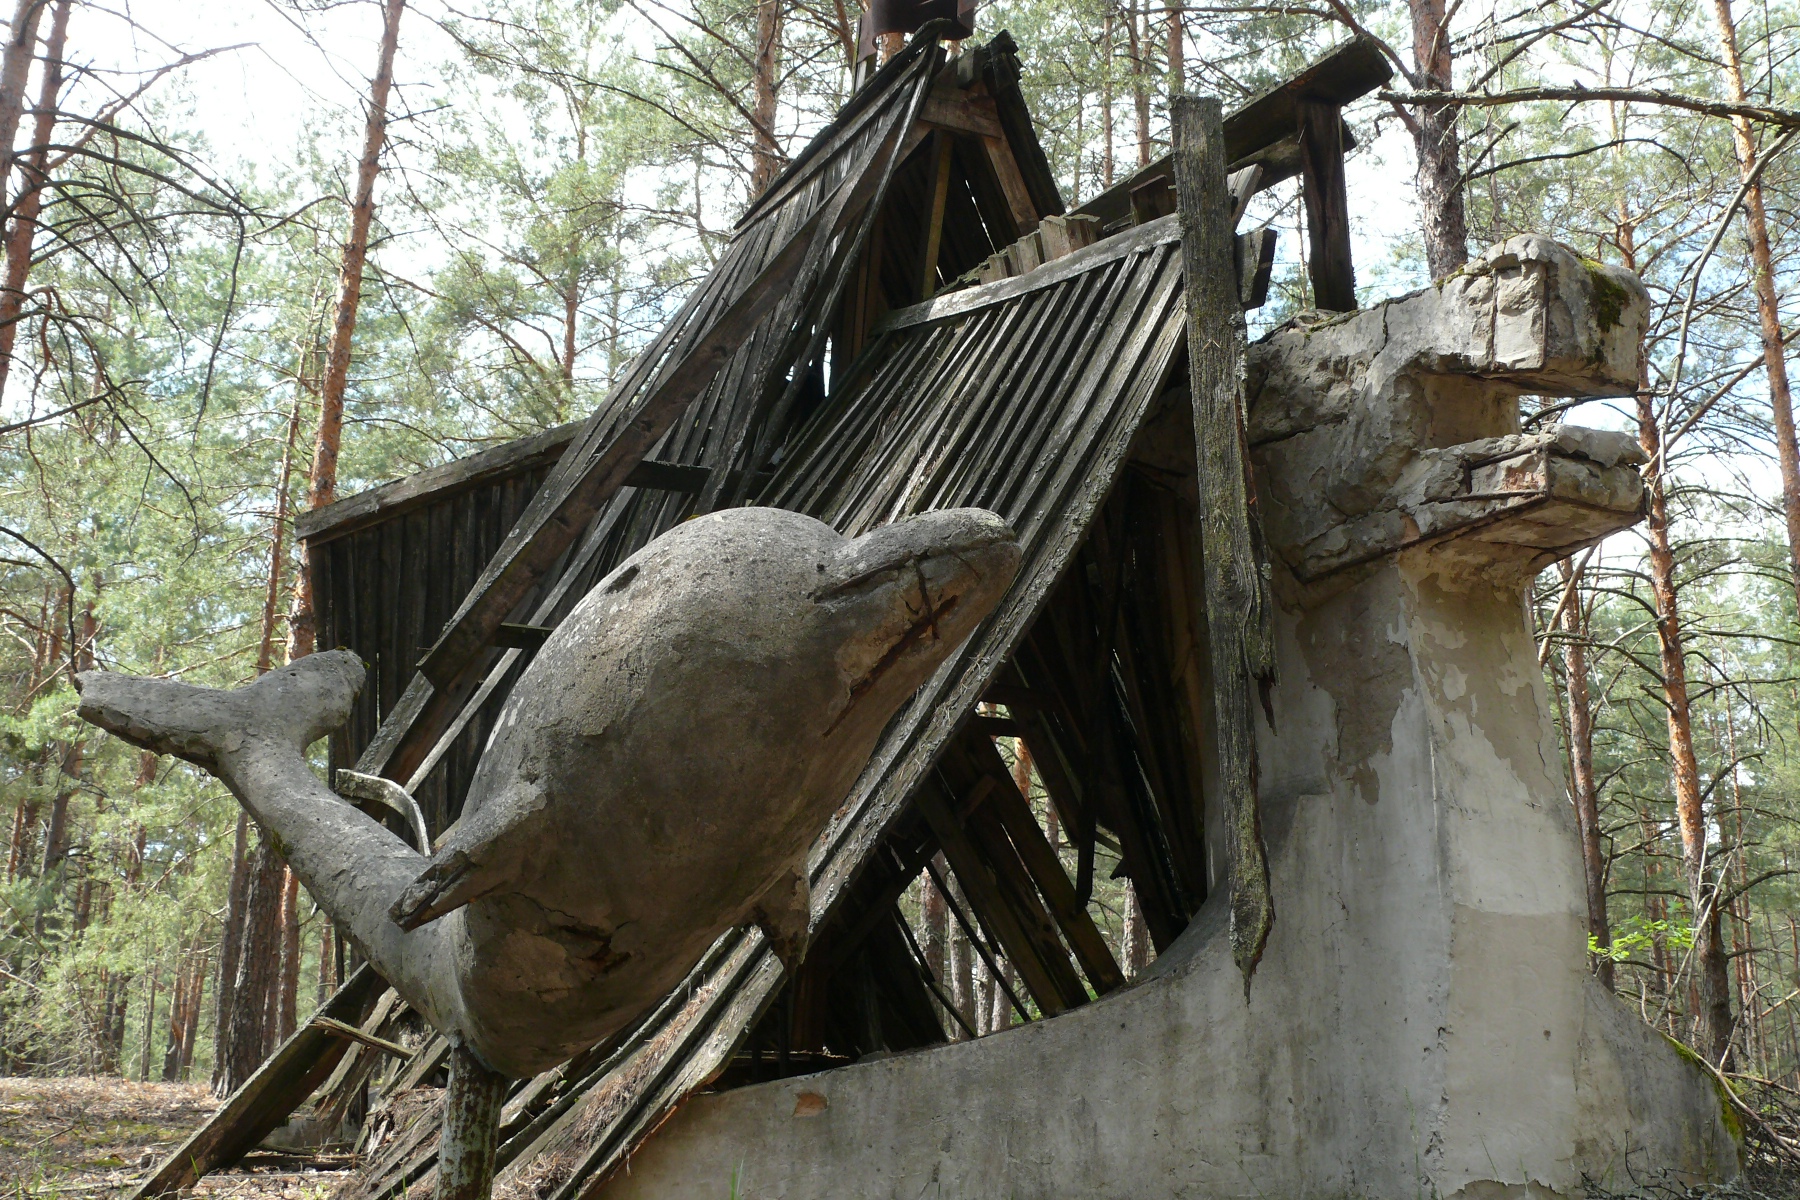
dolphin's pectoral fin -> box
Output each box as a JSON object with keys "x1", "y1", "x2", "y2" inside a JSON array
[
  {"x1": 391, "y1": 849, "x2": 501, "y2": 931},
  {"x1": 751, "y1": 865, "x2": 811, "y2": 975}
]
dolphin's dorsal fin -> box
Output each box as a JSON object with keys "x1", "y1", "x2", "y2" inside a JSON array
[
  {"x1": 387, "y1": 781, "x2": 542, "y2": 930},
  {"x1": 751, "y1": 864, "x2": 811, "y2": 975}
]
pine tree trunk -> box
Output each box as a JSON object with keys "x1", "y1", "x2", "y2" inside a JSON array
[
  {"x1": 1125, "y1": 0, "x2": 1151, "y2": 169},
  {"x1": 5, "y1": 796, "x2": 34, "y2": 880},
  {"x1": 948, "y1": 893, "x2": 974, "y2": 1038},
  {"x1": 750, "y1": 0, "x2": 783, "y2": 195},
  {"x1": 316, "y1": 914, "x2": 336, "y2": 1006},
  {"x1": 1644, "y1": 824, "x2": 1670, "y2": 999},
  {"x1": 215, "y1": 835, "x2": 284, "y2": 1095},
  {"x1": 1167, "y1": 0, "x2": 1183, "y2": 94},
  {"x1": 1121, "y1": 883, "x2": 1150, "y2": 979},
  {"x1": 211, "y1": 810, "x2": 249, "y2": 1091},
  {"x1": 921, "y1": 862, "x2": 946, "y2": 986},
  {"x1": 990, "y1": 962, "x2": 1013, "y2": 1031},
  {"x1": 179, "y1": 951, "x2": 204, "y2": 1078},
  {"x1": 161, "y1": 954, "x2": 191, "y2": 1082},
  {"x1": 139, "y1": 969, "x2": 158, "y2": 1080},
  {"x1": 0, "y1": 0, "x2": 68, "y2": 397},
  {"x1": 1560, "y1": 559, "x2": 1613, "y2": 990},
  {"x1": 1636, "y1": 389, "x2": 1735, "y2": 1068},
  {"x1": 1102, "y1": 14, "x2": 1115, "y2": 189},
  {"x1": 0, "y1": 0, "x2": 48, "y2": 189},
  {"x1": 259, "y1": 393, "x2": 302, "y2": 672},
  {"x1": 1709, "y1": 0, "x2": 1800, "y2": 617},
  {"x1": 972, "y1": 958, "x2": 992, "y2": 1035},
  {"x1": 287, "y1": 0, "x2": 406, "y2": 660},
  {"x1": 1407, "y1": 0, "x2": 1468, "y2": 278}
]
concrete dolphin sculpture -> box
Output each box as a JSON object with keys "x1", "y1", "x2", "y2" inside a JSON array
[{"x1": 76, "y1": 506, "x2": 1021, "y2": 1078}]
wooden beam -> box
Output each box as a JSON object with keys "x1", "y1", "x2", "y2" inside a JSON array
[
  {"x1": 129, "y1": 965, "x2": 384, "y2": 1199},
  {"x1": 1173, "y1": 95, "x2": 1279, "y2": 988},
  {"x1": 982, "y1": 133, "x2": 1039, "y2": 234},
  {"x1": 1236, "y1": 226, "x2": 1278, "y2": 310},
  {"x1": 913, "y1": 777, "x2": 1071, "y2": 1015},
  {"x1": 962, "y1": 733, "x2": 1126, "y2": 993},
  {"x1": 920, "y1": 133, "x2": 954, "y2": 298},
  {"x1": 1299, "y1": 97, "x2": 1356, "y2": 312},
  {"x1": 919, "y1": 89, "x2": 1003, "y2": 139},
  {"x1": 1223, "y1": 35, "x2": 1391, "y2": 162},
  {"x1": 1069, "y1": 37, "x2": 1391, "y2": 235}
]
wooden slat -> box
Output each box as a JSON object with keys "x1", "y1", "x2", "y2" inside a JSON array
[{"x1": 129, "y1": 965, "x2": 384, "y2": 1199}]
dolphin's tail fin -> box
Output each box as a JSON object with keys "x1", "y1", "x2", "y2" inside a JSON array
[
  {"x1": 74, "y1": 654, "x2": 466, "y2": 1039},
  {"x1": 75, "y1": 651, "x2": 365, "y2": 772}
]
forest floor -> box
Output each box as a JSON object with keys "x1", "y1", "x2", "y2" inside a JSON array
[
  {"x1": 3, "y1": 1074, "x2": 1796, "y2": 1199},
  {"x1": 0, "y1": 1078, "x2": 354, "y2": 1198}
]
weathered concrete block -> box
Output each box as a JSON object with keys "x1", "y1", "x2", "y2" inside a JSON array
[{"x1": 1250, "y1": 236, "x2": 1649, "y2": 591}]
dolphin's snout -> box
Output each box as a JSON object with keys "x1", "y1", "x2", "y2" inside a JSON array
[
  {"x1": 817, "y1": 508, "x2": 1020, "y2": 601},
  {"x1": 819, "y1": 509, "x2": 1022, "y2": 730}
]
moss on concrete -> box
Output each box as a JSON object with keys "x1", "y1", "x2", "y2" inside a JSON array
[
  {"x1": 1581, "y1": 259, "x2": 1629, "y2": 334},
  {"x1": 1662, "y1": 1032, "x2": 1745, "y2": 1150}
]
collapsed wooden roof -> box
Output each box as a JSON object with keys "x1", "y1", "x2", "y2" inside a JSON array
[{"x1": 133, "y1": 29, "x2": 1392, "y2": 1200}]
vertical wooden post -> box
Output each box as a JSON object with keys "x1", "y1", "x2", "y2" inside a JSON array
[
  {"x1": 1172, "y1": 95, "x2": 1277, "y2": 991},
  {"x1": 1297, "y1": 98, "x2": 1356, "y2": 312},
  {"x1": 438, "y1": 1040, "x2": 509, "y2": 1200},
  {"x1": 919, "y1": 133, "x2": 954, "y2": 299}
]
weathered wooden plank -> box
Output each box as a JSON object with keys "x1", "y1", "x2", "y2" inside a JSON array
[
  {"x1": 1072, "y1": 38, "x2": 1391, "y2": 232},
  {"x1": 1173, "y1": 95, "x2": 1278, "y2": 988},
  {"x1": 315, "y1": 1016, "x2": 413, "y2": 1060},
  {"x1": 920, "y1": 89, "x2": 1003, "y2": 139},
  {"x1": 1226, "y1": 34, "x2": 1391, "y2": 158},
  {"x1": 128, "y1": 965, "x2": 384, "y2": 1199},
  {"x1": 976, "y1": 32, "x2": 1065, "y2": 221},
  {"x1": 1299, "y1": 96, "x2": 1356, "y2": 312},
  {"x1": 919, "y1": 133, "x2": 955, "y2": 297}
]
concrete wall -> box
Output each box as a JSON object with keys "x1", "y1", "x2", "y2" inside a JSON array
[{"x1": 597, "y1": 563, "x2": 1735, "y2": 1200}]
